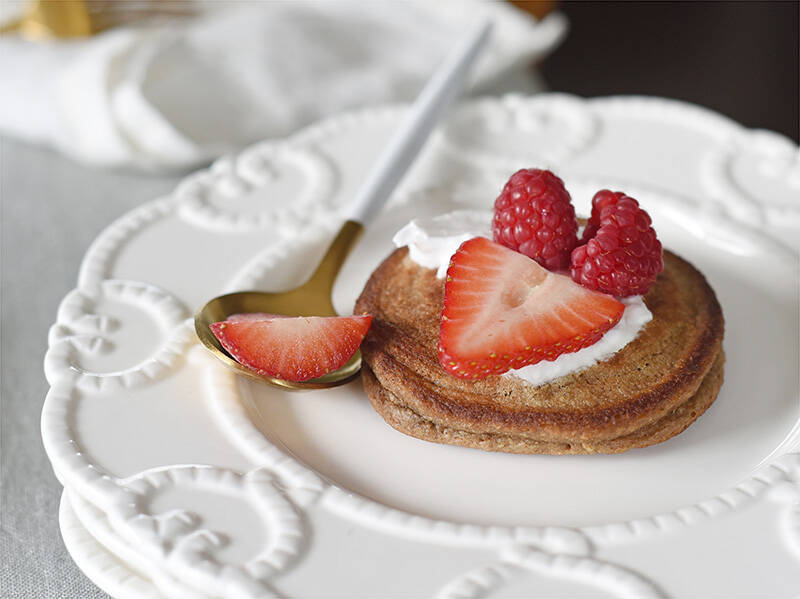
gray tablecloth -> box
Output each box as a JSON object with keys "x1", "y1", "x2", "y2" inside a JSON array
[{"x1": 1, "y1": 137, "x2": 182, "y2": 597}]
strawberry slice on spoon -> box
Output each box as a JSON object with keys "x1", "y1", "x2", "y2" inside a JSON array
[
  {"x1": 439, "y1": 237, "x2": 624, "y2": 380},
  {"x1": 211, "y1": 314, "x2": 372, "y2": 382}
]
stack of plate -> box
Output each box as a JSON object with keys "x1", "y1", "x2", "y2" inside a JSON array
[{"x1": 43, "y1": 94, "x2": 800, "y2": 598}]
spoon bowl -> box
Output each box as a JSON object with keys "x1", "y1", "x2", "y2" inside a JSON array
[{"x1": 194, "y1": 221, "x2": 365, "y2": 390}]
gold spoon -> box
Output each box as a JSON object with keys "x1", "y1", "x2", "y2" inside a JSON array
[
  {"x1": 0, "y1": 0, "x2": 195, "y2": 39},
  {"x1": 195, "y1": 19, "x2": 493, "y2": 390}
]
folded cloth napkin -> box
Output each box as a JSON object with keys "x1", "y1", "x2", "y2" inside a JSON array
[{"x1": 0, "y1": 0, "x2": 566, "y2": 171}]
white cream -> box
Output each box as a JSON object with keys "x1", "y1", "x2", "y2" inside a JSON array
[
  {"x1": 392, "y1": 210, "x2": 493, "y2": 278},
  {"x1": 392, "y1": 210, "x2": 653, "y2": 387}
]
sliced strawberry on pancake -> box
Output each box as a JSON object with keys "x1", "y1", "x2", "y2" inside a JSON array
[{"x1": 439, "y1": 237, "x2": 624, "y2": 380}]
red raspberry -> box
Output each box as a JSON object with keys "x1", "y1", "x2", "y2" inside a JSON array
[
  {"x1": 492, "y1": 169, "x2": 578, "y2": 271},
  {"x1": 570, "y1": 190, "x2": 663, "y2": 297}
]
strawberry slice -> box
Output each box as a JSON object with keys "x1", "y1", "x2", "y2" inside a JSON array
[
  {"x1": 210, "y1": 314, "x2": 372, "y2": 382},
  {"x1": 439, "y1": 237, "x2": 624, "y2": 380}
]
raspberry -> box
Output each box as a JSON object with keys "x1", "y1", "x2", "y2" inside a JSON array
[
  {"x1": 570, "y1": 190, "x2": 663, "y2": 297},
  {"x1": 492, "y1": 169, "x2": 578, "y2": 271}
]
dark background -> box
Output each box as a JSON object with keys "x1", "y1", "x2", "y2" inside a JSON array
[{"x1": 532, "y1": 0, "x2": 799, "y2": 142}]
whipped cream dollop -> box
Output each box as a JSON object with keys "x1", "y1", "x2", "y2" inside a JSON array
[
  {"x1": 392, "y1": 210, "x2": 493, "y2": 278},
  {"x1": 392, "y1": 210, "x2": 653, "y2": 387}
]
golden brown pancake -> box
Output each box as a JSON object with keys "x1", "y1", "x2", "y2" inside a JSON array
[{"x1": 354, "y1": 247, "x2": 725, "y2": 454}]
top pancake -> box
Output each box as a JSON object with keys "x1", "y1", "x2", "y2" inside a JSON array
[{"x1": 354, "y1": 247, "x2": 724, "y2": 444}]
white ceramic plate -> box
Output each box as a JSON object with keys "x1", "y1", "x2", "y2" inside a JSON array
[{"x1": 45, "y1": 95, "x2": 800, "y2": 598}]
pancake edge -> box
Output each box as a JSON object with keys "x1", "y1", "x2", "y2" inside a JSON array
[{"x1": 363, "y1": 351, "x2": 725, "y2": 455}]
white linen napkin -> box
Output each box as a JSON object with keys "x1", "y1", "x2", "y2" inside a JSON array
[{"x1": 0, "y1": 1, "x2": 566, "y2": 171}]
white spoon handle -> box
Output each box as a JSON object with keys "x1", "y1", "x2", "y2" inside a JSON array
[{"x1": 344, "y1": 19, "x2": 492, "y2": 225}]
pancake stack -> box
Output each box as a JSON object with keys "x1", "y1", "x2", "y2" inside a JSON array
[{"x1": 355, "y1": 247, "x2": 724, "y2": 454}]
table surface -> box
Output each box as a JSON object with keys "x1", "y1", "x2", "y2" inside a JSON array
[{"x1": 1, "y1": 2, "x2": 797, "y2": 597}]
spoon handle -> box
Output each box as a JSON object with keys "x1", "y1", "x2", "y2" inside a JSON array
[{"x1": 343, "y1": 18, "x2": 492, "y2": 225}]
